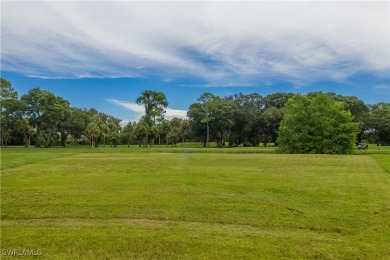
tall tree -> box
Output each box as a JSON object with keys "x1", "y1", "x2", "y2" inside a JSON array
[
  {"x1": 1, "y1": 78, "x2": 24, "y2": 147},
  {"x1": 107, "y1": 117, "x2": 121, "y2": 147},
  {"x1": 134, "y1": 118, "x2": 150, "y2": 147},
  {"x1": 123, "y1": 121, "x2": 136, "y2": 147},
  {"x1": 228, "y1": 93, "x2": 264, "y2": 147},
  {"x1": 264, "y1": 92, "x2": 294, "y2": 109},
  {"x1": 365, "y1": 103, "x2": 390, "y2": 146},
  {"x1": 17, "y1": 118, "x2": 35, "y2": 147},
  {"x1": 85, "y1": 122, "x2": 100, "y2": 148},
  {"x1": 334, "y1": 94, "x2": 369, "y2": 143},
  {"x1": 197, "y1": 92, "x2": 216, "y2": 147},
  {"x1": 308, "y1": 92, "x2": 369, "y2": 143},
  {"x1": 208, "y1": 97, "x2": 235, "y2": 147},
  {"x1": 277, "y1": 93, "x2": 358, "y2": 154},
  {"x1": 58, "y1": 107, "x2": 89, "y2": 146},
  {"x1": 187, "y1": 102, "x2": 208, "y2": 146},
  {"x1": 179, "y1": 119, "x2": 191, "y2": 146},
  {"x1": 167, "y1": 118, "x2": 181, "y2": 146},
  {"x1": 161, "y1": 119, "x2": 171, "y2": 146},
  {"x1": 155, "y1": 119, "x2": 168, "y2": 146},
  {"x1": 136, "y1": 90, "x2": 168, "y2": 146},
  {"x1": 21, "y1": 88, "x2": 70, "y2": 147},
  {"x1": 261, "y1": 106, "x2": 283, "y2": 146}
]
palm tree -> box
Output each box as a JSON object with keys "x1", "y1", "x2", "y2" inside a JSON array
[{"x1": 85, "y1": 122, "x2": 100, "y2": 148}]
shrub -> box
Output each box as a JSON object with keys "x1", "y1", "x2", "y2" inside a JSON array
[{"x1": 277, "y1": 93, "x2": 358, "y2": 154}]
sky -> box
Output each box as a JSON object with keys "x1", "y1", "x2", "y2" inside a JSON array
[{"x1": 1, "y1": 1, "x2": 389, "y2": 124}]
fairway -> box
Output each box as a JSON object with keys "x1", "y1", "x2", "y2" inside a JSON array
[{"x1": 1, "y1": 148, "x2": 390, "y2": 259}]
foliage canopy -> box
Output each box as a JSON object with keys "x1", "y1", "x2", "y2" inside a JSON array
[{"x1": 277, "y1": 93, "x2": 358, "y2": 154}]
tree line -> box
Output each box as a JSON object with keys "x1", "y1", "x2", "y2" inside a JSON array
[
  {"x1": 186, "y1": 91, "x2": 389, "y2": 153},
  {"x1": 1, "y1": 77, "x2": 389, "y2": 153}
]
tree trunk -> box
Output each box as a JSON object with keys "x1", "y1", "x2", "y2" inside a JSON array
[
  {"x1": 24, "y1": 134, "x2": 28, "y2": 148},
  {"x1": 206, "y1": 122, "x2": 209, "y2": 147},
  {"x1": 35, "y1": 128, "x2": 40, "y2": 147},
  {"x1": 61, "y1": 131, "x2": 66, "y2": 147},
  {"x1": 158, "y1": 134, "x2": 161, "y2": 146},
  {"x1": 128, "y1": 134, "x2": 130, "y2": 148}
]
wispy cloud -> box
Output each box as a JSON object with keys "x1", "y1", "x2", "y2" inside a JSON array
[
  {"x1": 1, "y1": 2, "x2": 389, "y2": 86},
  {"x1": 165, "y1": 107, "x2": 188, "y2": 119},
  {"x1": 106, "y1": 98, "x2": 187, "y2": 121},
  {"x1": 374, "y1": 84, "x2": 390, "y2": 90}
]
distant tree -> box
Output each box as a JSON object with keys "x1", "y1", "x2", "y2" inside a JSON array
[
  {"x1": 190, "y1": 92, "x2": 271, "y2": 147},
  {"x1": 277, "y1": 93, "x2": 358, "y2": 154},
  {"x1": 100, "y1": 123, "x2": 110, "y2": 147},
  {"x1": 155, "y1": 120, "x2": 167, "y2": 146},
  {"x1": 136, "y1": 90, "x2": 168, "y2": 146},
  {"x1": 58, "y1": 107, "x2": 89, "y2": 146},
  {"x1": 21, "y1": 88, "x2": 70, "y2": 147},
  {"x1": 308, "y1": 92, "x2": 369, "y2": 143},
  {"x1": 261, "y1": 106, "x2": 283, "y2": 146},
  {"x1": 83, "y1": 109, "x2": 121, "y2": 147},
  {"x1": 85, "y1": 122, "x2": 100, "y2": 148},
  {"x1": 37, "y1": 128, "x2": 58, "y2": 148},
  {"x1": 264, "y1": 92, "x2": 294, "y2": 109},
  {"x1": 134, "y1": 118, "x2": 150, "y2": 147},
  {"x1": 334, "y1": 94, "x2": 369, "y2": 143},
  {"x1": 167, "y1": 118, "x2": 181, "y2": 146},
  {"x1": 161, "y1": 119, "x2": 171, "y2": 146},
  {"x1": 0, "y1": 78, "x2": 16, "y2": 101},
  {"x1": 16, "y1": 118, "x2": 34, "y2": 147},
  {"x1": 107, "y1": 118, "x2": 121, "y2": 147},
  {"x1": 208, "y1": 97, "x2": 235, "y2": 147},
  {"x1": 228, "y1": 93, "x2": 264, "y2": 147},
  {"x1": 187, "y1": 102, "x2": 208, "y2": 146},
  {"x1": 187, "y1": 93, "x2": 216, "y2": 147},
  {"x1": 1, "y1": 78, "x2": 25, "y2": 147},
  {"x1": 179, "y1": 119, "x2": 191, "y2": 146},
  {"x1": 365, "y1": 103, "x2": 390, "y2": 146},
  {"x1": 165, "y1": 118, "x2": 191, "y2": 146},
  {"x1": 123, "y1": 121, "x2": 136, "y2": 147}
]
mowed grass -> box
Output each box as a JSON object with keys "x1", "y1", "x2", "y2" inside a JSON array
[
  {"x1": 0, "y1": 144, "x2": 278, "y2": 170},
  {"x1": 1, "y1": 147, "x2": 390, "y2": 259}
]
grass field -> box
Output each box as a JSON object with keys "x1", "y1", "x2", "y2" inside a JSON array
[{"x1": 1, "y1": 145, "x2": 390, "y2": 259}]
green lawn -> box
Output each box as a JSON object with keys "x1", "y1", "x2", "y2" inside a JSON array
[
  {"x1": 0, "y1": 145, "x2": 278, "y2": 170},
  {"x1": 1, "y1": 146, "x2": 389, "y2": 259}
]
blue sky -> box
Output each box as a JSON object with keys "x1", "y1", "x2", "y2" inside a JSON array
[{"x1": 1, "y1": 1, "x2": 389, "y2": 124}]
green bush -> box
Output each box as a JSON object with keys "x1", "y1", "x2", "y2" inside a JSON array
[{"x1": 277, "y1": 93, "x2": 358, "y2": 154}]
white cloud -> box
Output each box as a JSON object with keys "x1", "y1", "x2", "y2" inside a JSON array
[
  {"x1": 1, "y1": 1, "x2": 389, "y2": 85},
  {"x1": 106, "y1": 99, "x2": 144, "y2": 114},
  {"x1": 106, "y1": 98, "x2": 187, "y2": 121},
  {"x1": 165, "y1": 107, "x2": 188, "y2": 119},
  {"x1": 374, "y1": 84, "x2": 390, "y2": 90}
]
